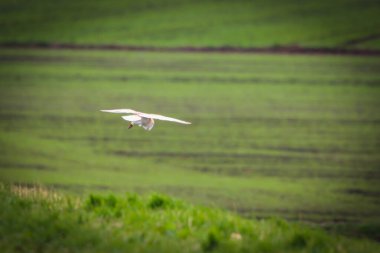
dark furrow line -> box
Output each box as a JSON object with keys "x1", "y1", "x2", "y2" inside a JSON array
[{"x1": 1, "y1": 42, "x2": 380, "y2": 56}]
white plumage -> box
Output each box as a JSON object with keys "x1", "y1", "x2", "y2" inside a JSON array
[{"x1": 101, "y1": 109, "x2": 191, "y2": 131}]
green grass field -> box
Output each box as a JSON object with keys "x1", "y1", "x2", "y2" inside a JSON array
[
  {"x1": 1, "y1": 184, "x2": 379, "y2": 253},
  {"x1": 1, "y1": 0, "x2": 380, "y2": 49},
  {"x1": 1, "y1": 1, "x2": 379, "y2": 251},
  {"x1": 0, "y1": 48, "x2": 379, "y2": 241}
]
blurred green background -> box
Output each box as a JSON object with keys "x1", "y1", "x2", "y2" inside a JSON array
[
  {"x1": 1, "y1": 0, "x2": 380, "y2": 49},
  {"x1": 0, "y1": 0, "x2": 379, "y2": 242}
]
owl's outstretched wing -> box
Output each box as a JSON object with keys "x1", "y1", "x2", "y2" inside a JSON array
[
  {"x1": 101, "y1": 109, "x2": 139, "y2": 114},
  {"x1": 139, "y1": 113, "x2": 191, "y2": 124}
]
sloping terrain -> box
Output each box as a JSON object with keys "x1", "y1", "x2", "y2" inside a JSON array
[{"x1": 0, "y1": 48, "x2": 379, "y2": 240}]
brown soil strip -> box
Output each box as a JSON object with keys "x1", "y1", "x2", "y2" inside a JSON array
[
  {"x1": 0, "y1": 163, "x2": 54, "y2": 171},
  {"x1": 344, "y1": 188, "x2": 380, "y2": 197},
  {"x1": 1, "y1": 42, "x2": 380, "y2": 56},
  {"x1": 341, "y1": 33, "x2": 380, "y2": 47},
  {"x1": 111, "y1": 150, "x2": 300, "y2": 161},
  {"x1": 190, "y1": 166, "x2": 371, "y2": 180}
]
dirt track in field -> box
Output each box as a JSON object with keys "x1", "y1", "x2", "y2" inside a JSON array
[{"x1": 1, "y1": 42, "x2": 380, "y2": 56}]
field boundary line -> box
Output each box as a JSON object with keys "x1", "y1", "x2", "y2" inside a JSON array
[{"x1": 1, "y1": 43, "x2": 380, "y2": 56}]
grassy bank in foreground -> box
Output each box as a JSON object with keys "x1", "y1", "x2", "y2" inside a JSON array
[
  {"x1": 0, "y1": 0, "x2": 379, "y2": 49},
  {"x1": 1, "y1": 184, "x2": 379, "y2": 253}
]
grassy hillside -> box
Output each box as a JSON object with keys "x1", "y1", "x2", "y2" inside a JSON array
[
  {"x1": 0, "y1": 48, "x2": 379, "y2": 239},
  {"x1": 1, "y1": 184, "x2": 379, "y2": 253},
  {"x1": 0, "y1": 0, "x2": 379, "y2": 49}
]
